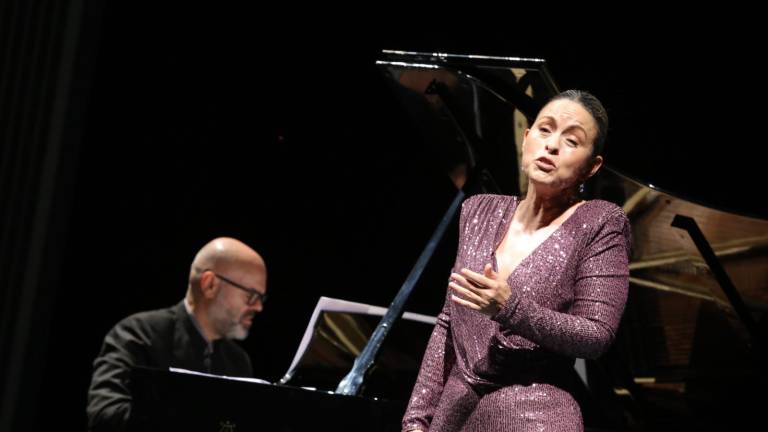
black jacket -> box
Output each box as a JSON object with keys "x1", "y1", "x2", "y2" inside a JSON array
[{"x1": 86, "y1": 301, "x2": 252, "y2": 431}]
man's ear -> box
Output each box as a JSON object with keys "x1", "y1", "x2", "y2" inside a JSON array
[{"x1": 199, "y1": 271, "x2": 218, "y2": 299}]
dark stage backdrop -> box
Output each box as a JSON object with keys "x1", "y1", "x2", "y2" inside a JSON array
[{"x1": 3, "y1": 3, "x2": 764, "y2": 430}]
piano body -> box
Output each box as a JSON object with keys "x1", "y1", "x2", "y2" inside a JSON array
[
  {"x1": 130, "y1": 51, "x2": 768, "y2": 431},
  {"x1": 129, "y1": 297, "x2": 437, "y2": 431}
]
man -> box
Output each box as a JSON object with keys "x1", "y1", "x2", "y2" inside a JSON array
[{"x1": 86, "y1": 237, "x2": 267, "y2": 431}]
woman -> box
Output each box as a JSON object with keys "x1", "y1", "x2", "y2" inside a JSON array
[{"x1": 402, "y1": 90, "x2": 631, "y2": 432}]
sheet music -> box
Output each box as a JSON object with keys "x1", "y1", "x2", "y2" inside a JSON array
[
  {"x1": 169, "y1": 367, "x2": 272, "y2": 385},
  {"x1": 283, "y1": 296, "x2": 437, "y2": 379}
]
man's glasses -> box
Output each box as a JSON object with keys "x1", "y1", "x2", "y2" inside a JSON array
[{"x1": 204, "y1": 269, "x2": 267, "y2": 305}]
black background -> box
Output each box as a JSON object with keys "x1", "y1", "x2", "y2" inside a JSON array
[{"x1": 31, "y1": 5, "x2": 765, "y2": 429}]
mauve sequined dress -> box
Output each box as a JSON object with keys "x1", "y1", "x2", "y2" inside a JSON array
[{"x1": 402, "y1": 194, "x2": 631, "y2": 432}]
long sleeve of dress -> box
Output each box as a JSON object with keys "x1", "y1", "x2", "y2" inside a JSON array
[
  {"x1": 401, "y1": 295, "x2": 455, "y2": 431},
  {"x1": 491, "y1": 207, "x2": 632, "y2": 359}
]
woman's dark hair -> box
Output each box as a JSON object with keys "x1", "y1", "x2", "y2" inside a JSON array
[{"x1": 547, "y1": 90, "x2": 608, "y2": 156}]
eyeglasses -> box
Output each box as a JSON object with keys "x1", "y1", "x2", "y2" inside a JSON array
[{"x1": 204, "y1": 269, "x2": 267, "y2": 305}]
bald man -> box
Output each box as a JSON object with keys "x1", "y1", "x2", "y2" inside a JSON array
[{"x1": 86, "y1": 238, "x2": 267, "y2": 432}]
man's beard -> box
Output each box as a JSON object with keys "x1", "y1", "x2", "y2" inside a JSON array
[
  {"x1": 225, "y1": 321, "x2": 249, "y2": 340},
  {"x1": 210, "y1": 300, "x2": 250, "y2": 340}
]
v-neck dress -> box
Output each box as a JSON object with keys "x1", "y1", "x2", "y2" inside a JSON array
[{"x1": 402, "y1": 194, "x2": 632, "y2": 432}]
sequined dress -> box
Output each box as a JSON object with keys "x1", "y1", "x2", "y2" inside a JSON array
[{"x1": 402, "y1": 194, "x2": 631, "y2": 432}]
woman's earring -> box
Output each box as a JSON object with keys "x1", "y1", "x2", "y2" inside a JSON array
[{"x1": 578, "y1": 183, "x2": 585, "y2": 194}]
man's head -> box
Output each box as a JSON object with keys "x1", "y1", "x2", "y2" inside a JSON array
[{"x1": 186, "y1": 237, "x2": 267, "y2": 341}]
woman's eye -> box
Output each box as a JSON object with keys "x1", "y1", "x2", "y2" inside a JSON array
[
  {"x1": 566, "y1": 138, "x2": 578, "y2": 146},
  {"x1": 539, "y1": 126, "x2": 551, "y2": 134}
]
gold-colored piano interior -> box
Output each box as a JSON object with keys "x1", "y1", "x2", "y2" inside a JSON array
[
  {"x1": 610, "y1": 174, "x2": 768, "y2": 417},
  {"x1": 288, "y1": 311, "x2": 433, "y2": 399}
]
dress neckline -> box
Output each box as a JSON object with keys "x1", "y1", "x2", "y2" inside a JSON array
[{"x1": 492, "y1": 196, "x2": 589, "y2": 284}]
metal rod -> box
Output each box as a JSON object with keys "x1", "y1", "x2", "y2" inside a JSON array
[
  {"x1": 335, "y1": 190, "x2": 465, "y2": 395},
  {"x1": 671, "y1": 214, "x2": 763, "y2": 349}
]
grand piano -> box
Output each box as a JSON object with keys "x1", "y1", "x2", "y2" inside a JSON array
[{"x1": 129, "y1": 50, "x2": 768, "y2": 431}]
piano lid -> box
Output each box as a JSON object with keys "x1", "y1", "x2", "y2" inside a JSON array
[
  {"x1": 376, "y1": 50, "x2": 559, "y2": 196},
  {"x1": 377, "y1": 50, "x2": 766, "y2": 220}
]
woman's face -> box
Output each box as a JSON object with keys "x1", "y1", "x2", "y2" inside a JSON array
[{"x1": 521, "y1": 99, "x2": 602, "y2": 196}]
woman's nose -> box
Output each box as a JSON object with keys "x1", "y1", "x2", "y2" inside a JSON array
[{"x1": 545, "y1": 139, "x2": 559, "y2": 153}]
